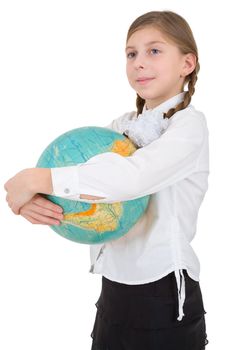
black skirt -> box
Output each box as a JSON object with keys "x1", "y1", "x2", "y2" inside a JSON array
[{"x1": 90, "y1": 269, "x2": 209, "y2": 350}]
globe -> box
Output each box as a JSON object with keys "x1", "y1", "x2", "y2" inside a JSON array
[{"x1": 36, "y1": 126, "x2": 150, "y2": 244}]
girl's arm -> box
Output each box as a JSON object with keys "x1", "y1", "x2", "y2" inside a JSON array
[
  {"x1": 4, "y1": 121, "x2": 113, "y2": 216},
  {"x1": 50, "y1": 111, "x2": 207, "y2": 204},
  {"x1": 5, "y1": 112, "x2": 207, "y2": 213},
  {"x1": 4, "y1": 168, "x2": 105, "y2": 215}
]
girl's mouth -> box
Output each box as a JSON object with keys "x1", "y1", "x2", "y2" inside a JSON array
[{"x1": 136, "y1": 78, "x2": 155, "y2": 85}]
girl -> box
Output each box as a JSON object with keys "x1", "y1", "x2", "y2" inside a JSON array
[{"x1": 4, "y1": 10, "x2": 209, "y2": 350}]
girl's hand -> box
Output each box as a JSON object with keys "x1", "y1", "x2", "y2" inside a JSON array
[
  {"x1": 4, "y1": 168, "x2": 52, "y2": 215},
  {"x1": 20, "y1": 194, "x2": 64, "y2": 225},
  {"x1": 4, "y1": 169, "x2": 36, "y2": 215}
]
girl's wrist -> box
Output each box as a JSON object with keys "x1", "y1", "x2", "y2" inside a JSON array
[{"x1": 28, "y1": 168, "x2": 53, "y2": 195}]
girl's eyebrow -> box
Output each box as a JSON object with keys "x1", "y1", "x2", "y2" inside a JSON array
[{"x1": 125, "y1": 40, "x2": 166, "y2": 51}]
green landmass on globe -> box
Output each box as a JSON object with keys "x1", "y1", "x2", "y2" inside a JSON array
[{"x1": 36, "y1": 126, "x2": 150, "y2": 244}]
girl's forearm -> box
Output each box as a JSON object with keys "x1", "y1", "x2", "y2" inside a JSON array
[{"x1": 31, "y1": 168, "x2": 105, "y2": 200}]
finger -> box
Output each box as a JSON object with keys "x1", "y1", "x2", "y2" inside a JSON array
[
  {"x1": 32, "y1": 194, "x2": 63, "y2": 213},
  {"x1": 21, "y1": 213, "x2": 49, "y2": 225},
  {"x1": 34, "y1": 206, "x2": 64, "y2": 220},
  {"x1": 21, "y1": 213, "x2": 44, "y2": 224},
  {"x1": 21, "y1": 210, "x2": 61, "y2": 226},
  {"x1": 11, "y1": 205, "x2": 20, "y2": 215},
  {"x1": 22, "y1": 202, "x2": 64, "y2": 220}
]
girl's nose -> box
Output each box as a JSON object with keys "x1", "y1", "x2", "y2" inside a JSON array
[{"x1": 133, "y1": 54, "x2": 146, "y2": 69}]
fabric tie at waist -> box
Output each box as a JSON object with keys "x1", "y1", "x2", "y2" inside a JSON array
[{"x1": 174, "y1": 269, "x2": 186, "y2": 321}]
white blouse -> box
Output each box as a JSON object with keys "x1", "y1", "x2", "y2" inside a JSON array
[{"x1": 51, "y1": 92, "x2": 210, "y2": 321}]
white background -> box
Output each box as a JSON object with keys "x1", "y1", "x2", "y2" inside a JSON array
[{"x1": 0, "y1": 1, "x2": 228, "y2": 349}]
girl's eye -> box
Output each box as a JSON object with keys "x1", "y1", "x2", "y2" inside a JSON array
[
  {"x1": 151, "y1": 48, "x2": 160, "y2": 55},
  {"x1": 126, "y1": 52, "x2": 136, "y2": 59},
  {"x1": 126, "y1": 49, "x2": 160, "y2": 59}
]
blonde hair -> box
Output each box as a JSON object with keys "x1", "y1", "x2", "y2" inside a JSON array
[{"x1": 126, "y1": 10, "x2": 199, "y2": 118}]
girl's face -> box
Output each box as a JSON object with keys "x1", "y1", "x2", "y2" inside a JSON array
[{"x1": 125, "y1": 26, "x2": 196, "y2": 109}]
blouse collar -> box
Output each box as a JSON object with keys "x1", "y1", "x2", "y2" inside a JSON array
[{"x1": 142, "y1": 91, "x2": 186, "y2": 114}]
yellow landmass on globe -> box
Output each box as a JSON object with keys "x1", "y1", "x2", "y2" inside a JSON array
[
  {"x1": 62, "y1": 203, "x2": 123, "y2": 232},
  {"x1": 111, "y1": 138, "x2": 137, "y2": 156}
]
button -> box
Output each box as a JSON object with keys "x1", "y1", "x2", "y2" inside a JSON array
[{"x1": 64, "y1": 188, "x2": 70, "y2": 194}]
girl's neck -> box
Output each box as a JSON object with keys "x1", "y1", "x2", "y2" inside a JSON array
[{"x1": 145, "y1": 91, "x2": 184, "y2": 110}]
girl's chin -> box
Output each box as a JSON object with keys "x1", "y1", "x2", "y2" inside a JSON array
[
  {"x1": 137, "y1": 93, "x2": 157, "y2": 100},
  {"x1": 136, "y1": 88, "x2": 158, "y2": 100}
]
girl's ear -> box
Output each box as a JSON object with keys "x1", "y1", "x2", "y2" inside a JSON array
[{"x1": 180, "y1": 53, "x2": 196, "y2": 77}]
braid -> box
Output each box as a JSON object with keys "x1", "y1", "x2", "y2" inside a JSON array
[
  {"x1": 136, "y1": 93, "x2": 145, "y2": 117},
  {"x1": 164, "y1": 61, "x2": 200, "y2": 119}
]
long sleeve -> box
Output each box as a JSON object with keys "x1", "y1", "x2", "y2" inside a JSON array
[{"x1": 51, "y1": 110, "x2": 206, "y2": 204}]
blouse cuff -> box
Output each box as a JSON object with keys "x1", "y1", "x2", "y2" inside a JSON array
[{"x1": 51, "y1": 166, "x2": 80, "y2": 199}]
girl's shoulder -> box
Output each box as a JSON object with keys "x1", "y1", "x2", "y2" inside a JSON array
[{"x1": 169, "y1": 104, "x2": 207, "y2": 128}]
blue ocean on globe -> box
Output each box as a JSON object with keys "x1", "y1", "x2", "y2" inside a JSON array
[{"x1": 36, "y1": 126, "x2": 150, "y2": 244}]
